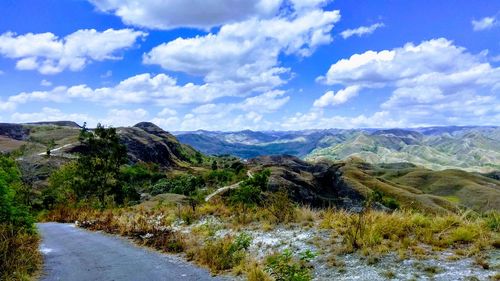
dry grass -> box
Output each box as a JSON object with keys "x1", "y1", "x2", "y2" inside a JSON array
[
  {"x1": 320, "y1": 209, "x2": 498, "y2": 256},
  {"x1": 41, "y1": 201, "x2": 499, "y2": 279},
  {"x1": 0, "y1": 224, "x2": 42, "y2": 281}
]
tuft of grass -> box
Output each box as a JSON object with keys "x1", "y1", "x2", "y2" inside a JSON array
[{"x1": 192, "y1": 233, "x2": 251, "y2": 273}]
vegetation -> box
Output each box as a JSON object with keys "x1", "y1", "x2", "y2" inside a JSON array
[
  {"x1": 0, "y1": 154, "x2": 41, "y2": 280},
  {"x1": 265, "y1": 249, "x2": 316, "y2": 281}
]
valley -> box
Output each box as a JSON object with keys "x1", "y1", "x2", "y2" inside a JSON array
[{"x1": 1, "y1": 121, "x2": 499, "y2": 281}]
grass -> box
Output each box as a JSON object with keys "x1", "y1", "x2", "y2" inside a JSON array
[
  {"x1": 41, "y1": 199, "x2": 500, "y2": 279},
  {"x1": 320, "y1": 209, "x2": 498, "y2": 256},
  {"x1": 0, "y1": 224, "x2": 42, "y2": 281}
]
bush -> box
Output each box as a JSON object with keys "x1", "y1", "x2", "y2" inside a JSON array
[
  {"x1": 151, "y1": 174, "x2": 204, "y2": 196},
  {"x1": 0, "y1": 155, "x2": 33, "y2": 229},
  {"x1": 194, "y1": 233, "x2": 252, "y2": 273},
  {"x1": 265, "y1": 191, "x2": 296, "y2": 224},
  {"x1": 204, "y1": 169, "x2": 235, "y2": 187},
  {"x1": 265, "y1": 249, "x2": 316, "y2": 281}
]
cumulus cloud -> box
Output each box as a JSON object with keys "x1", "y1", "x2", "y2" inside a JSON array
[
  {"x1": 89, "y1": 0, "x2": 333, "y2": 30},
  {"x1": 158, "y1": 108, "x2": 177, "y2": 116},
  {"x1": 313, "y1": 85, "x2": 362, "y2": 107},
  {"x1": 280, "y1": 110, "x2": 405, "y2": 130},
  {"x1": 1, "y1": 72, "x2": 292, "y2": 112},
  {"x1": 11, "y1": 107, "x2": 91, "y2": 124},
  {"x1": 340, "y1": 23, "x2": 384, "y2": 39},
  {"x1": 317, "y1": 38, "x2": 500, "y2": 126},
  {"x1": 0, "y1": 29, "x2": 146, "y2": 74},
  {"x1": 472, "y1": 16, "x2": 497, "y2": 31},
  {"x1": 144, "y1": 8, "x2": 340, "y2": 88}
]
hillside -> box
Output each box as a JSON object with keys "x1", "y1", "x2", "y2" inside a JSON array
[
  {"x1": 175, "y1": 126, "x2": 500, "y2": 172},
  {"x1": 0, "y1": 122, "x2": 204, "y2": 194},
  {"x1": 306, "y1": 127, "x2": 500, "y2": 172},
  {"x1": 249, "y1": 156, "x2": 500, "y2": 213}
]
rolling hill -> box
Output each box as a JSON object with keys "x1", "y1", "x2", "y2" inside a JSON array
[{"x1": 176, "y1": 126, "x2": 500, "y2": 172}]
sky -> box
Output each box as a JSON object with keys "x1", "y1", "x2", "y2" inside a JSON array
[{"x1": 0, "y1": 0, "x2": 499, "y2": 131}]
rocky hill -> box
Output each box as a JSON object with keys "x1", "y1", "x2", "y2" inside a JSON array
[{"x1": 249, "y1": 155, "x2": 500, "y2": 213}]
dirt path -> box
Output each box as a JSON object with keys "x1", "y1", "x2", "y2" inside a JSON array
[{"x1": 205, "y1": 171, "x2": 253, "y2": 202}]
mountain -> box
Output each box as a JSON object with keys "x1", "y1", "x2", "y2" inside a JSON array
[
  {"x1": 0, "y1": 122, "x2": 204, "y2": 191},
  {"x1": 250, "y1": 155, "x2": 500, "y2": 213},
  {"x1": 306, "y1": 127, "x2": 500, "y2": 172},
  {"x1": 176, "y1": 129, "x2": 349, "y2": 158},
  {"x1": 176, "y1": 126, "x2": 500, "y2": 172}
]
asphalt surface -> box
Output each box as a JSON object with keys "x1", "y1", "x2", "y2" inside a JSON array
[{"x1": 37, "y1": 223, "x2": 225, "y2": 281}]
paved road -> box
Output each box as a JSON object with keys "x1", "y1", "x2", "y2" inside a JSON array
[{"x1": 37, "y1": 223, "x2": 226, "y2": 281}]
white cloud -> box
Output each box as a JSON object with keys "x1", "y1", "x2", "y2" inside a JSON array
[
  {"x1": 340, "y1": 23, "x2": 384, "y2": 39},
  {"x1": 181, "y1": 90, "x2": 289, "y2": 130},
  {"x1": 88, "y1": 0, "x2": 332, "y2": 30},
  {"x1": 2, "y1": 72, "x2": 292, "y2": 112},
  {"x1": 40, "y1": 79, "x2": 52, "y2": 87},
  {"x1": 317, "y1": 38, "x2": 500, "y2": 126},
  {"x1": 8, "y1": 107, "x2": 151, "y2": 128},
  {"x1": 144, "y1": 8, "x2": 340, "y2": 87},
  {"x1": 472, "y1": 16, "x2": 497, "y2": 31},
  {"x1": 11, "y1": 107, "x2": 91, "y2": 124},
  {"x1": 158, "y1": 108, "x2": 177, "y2": 116},
  {"x1": 0, "y1": 29, "x2": 146, "y2": 74},
  {"x1": 89, "y1": 0, "x2": 283, "y2": 30},
  {"x1": 103, "y1": 108, "x2": 149, "y2": 126},
  {"x1": 313, "y1": 85, "x2": 362, "y2": 107}
]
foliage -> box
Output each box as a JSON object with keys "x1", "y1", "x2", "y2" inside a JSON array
[
  {"x1": 43, "y1": 161, "x2": 79, "y2": 209},
  {"x1": 0, "y1": 155, "x2": 40, "y2": 280},
  {"x1": 194, "y1": 233, "x2": 252, "y2": 273},
  {"x1": 228, "y1": 169, "x2": 271, "y2": 207},
  {"x1": 265, "y1": 190, "x2": 296, "y2": 223},
  {"x1": 204, "y1": 169, "x2": 235, "y2": 188},
  {"x1": 75, "y1": 123, "x2": 129, "y2": 205},
  {"x1": 265, "y1": 249, "x2": 316, "y2": 281},
  {"x1": 151, "y1": 174, "x2": 204, "y2": 196},
  {"x1": 0, "y1": 155, "x2": 33, "y2": 229}
]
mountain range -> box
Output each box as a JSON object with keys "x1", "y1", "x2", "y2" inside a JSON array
[
  {"x1": 175, "y1": 126, "x2": 500, "y2": 172},
  {"x1": 0, "y1": 121, "x2": 499, "y2": 212}
]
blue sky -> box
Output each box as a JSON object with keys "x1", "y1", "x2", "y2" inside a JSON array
[{"x1": 0, "y1": 0, "x2": 499, "y2": 131}]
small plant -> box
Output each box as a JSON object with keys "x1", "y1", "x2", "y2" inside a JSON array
[
  {"x1": 265, "y1": 190, "x2": 296, "y2": 224},
  {"x1": 265, "y1": 249, "x2": 316, "y2": 281},
  {"x1": 195, "y1": 233, "x2": 253, "y2": 273}
]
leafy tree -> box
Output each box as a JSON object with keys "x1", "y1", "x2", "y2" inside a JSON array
[
  {"x1": 211, "y1": 160, "x2": 218, "y2": 171},
  {"x1": 43, "y1": 162, "x2": 80, "y2": 208},
  {"x1": 228, "y1": 169, "x2": 270, "y2": 221},
  {"x1": 75, "y1": 123, "x2": 128, "y2": 206},
  {"x1": 0, "y1": 154, "x2": 33, "y2": 229},
  {"x1": 151, "y1": 174, "x2": 204, "y2": 196}
]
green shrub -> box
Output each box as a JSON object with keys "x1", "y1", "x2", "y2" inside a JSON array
[
  {"x1": 0, "y1": 155, "x2": 33, "y2": 229},
  {"x1": 151, "y1": 174, "x2": 204, "y2": 196},
  {"x1": 265, "y1": 249, "x2": 316, "y2": 281},
  {"x1": 195, "y1": 233, "x2": 252, "y2": 272}
]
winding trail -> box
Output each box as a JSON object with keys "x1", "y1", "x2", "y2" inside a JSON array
[
  {"x1": 205, "y1": 171, "x2": 253, "y2": 202},
  {"x1": 37, "y1": 223, "x2": 226, "y2": 281}
]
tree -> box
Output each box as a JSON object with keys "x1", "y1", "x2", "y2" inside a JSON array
[
  {"x1": 0, "y1": 154, "x2": 33, "y2": 229},
  {"x1": 211, "y1": 160, "x2": 218, "y2": 171},
  {"x1": 75, "y1": 123, "x2": 128, "y2": 206},
  {"x1": 46, "y1": 139, "x2": 56, "y2": 156},
  {"x1": 228, "y1": 169, "x2": 270, "y2": 222}
]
